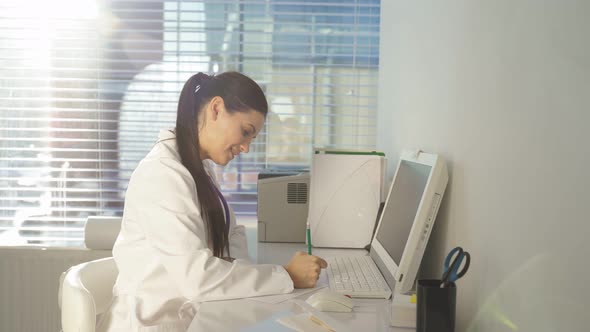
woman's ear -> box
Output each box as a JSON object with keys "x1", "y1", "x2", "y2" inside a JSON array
[{"x1": 210, "y1": 96, "x2": 225, "y2": 121}]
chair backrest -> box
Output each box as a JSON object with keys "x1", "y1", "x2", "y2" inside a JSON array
[
  {"x1": 60, "y1": 257, "x2": 118, "y2": 332},
  {"x1": 84, "y1": 216, "x2": 122, "y2": 250}
]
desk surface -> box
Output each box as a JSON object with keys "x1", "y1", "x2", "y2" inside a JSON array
[{"x1": 187, "y1": 243, "x2": 414, "y2": 332}]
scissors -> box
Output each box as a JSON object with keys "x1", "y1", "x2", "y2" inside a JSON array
[{"x1": 441, "y1": 246, "x2": 470, "y2": 287}]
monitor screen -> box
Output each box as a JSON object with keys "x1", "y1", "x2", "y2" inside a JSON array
[{"x1": 376, "y1": 160, "x2": 432, "y2": 264}]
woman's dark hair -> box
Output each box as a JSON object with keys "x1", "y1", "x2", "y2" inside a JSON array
[{"x1": 175, "y1": 71, "x2": 268, "y2": 258}]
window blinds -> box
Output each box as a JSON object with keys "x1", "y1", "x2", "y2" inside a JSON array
[{"x1": 0, "y1": 0, "x2": 380, "y2": 246}]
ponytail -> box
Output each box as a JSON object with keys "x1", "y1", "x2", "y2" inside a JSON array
[
  {"x1": 176, "y1": 73, "x2": 228, "y2": 258},
  {"x1": 175, "y1": 71, "x2": 268, "y2": 258}
]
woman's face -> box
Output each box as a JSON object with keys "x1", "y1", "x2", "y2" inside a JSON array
[{"x1": 199, "y1": 97, "x2": 265, "y2": 166}]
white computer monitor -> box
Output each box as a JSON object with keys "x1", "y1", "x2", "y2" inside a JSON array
[{"x1": 369, "y1": 150, "x2": 448, "y2": 294}]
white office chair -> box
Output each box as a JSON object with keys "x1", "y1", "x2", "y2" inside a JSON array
[
  {"x1": 59, "y1": 257, "x2": 118, "y2": 332},
  {"x1": 58, "y1": 216, "x2": 121, "y2": 331}
]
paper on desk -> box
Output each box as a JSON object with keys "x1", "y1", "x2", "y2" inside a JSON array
[
  {"x1": 276, "y1": 313, "x2": 333, "y2": 332},
  {"x1": 291, "y1": 299, "x2": 354, "y2": 332},
  {"x1": 248, "y1": 286, "x2": 327, "y2": 304},
  {"x1": 247, "y1": 270, "x2": 328, "y2": 304},
  {"x1": 239, "y1": 310, "x2": 296, "y2": 332}
]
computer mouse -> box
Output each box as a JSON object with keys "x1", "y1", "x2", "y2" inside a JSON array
[{"x1": 305, "y1": 290, "x2": 354, "y2": 312}]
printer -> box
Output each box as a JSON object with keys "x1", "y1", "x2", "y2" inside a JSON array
[{"x1": 257, "y1": 172, "x2": 309, "y2": 243}]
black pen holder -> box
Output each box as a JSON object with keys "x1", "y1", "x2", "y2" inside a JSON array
[{"x1": 416, "y1": 279, "x2": 456, "y2": 332}]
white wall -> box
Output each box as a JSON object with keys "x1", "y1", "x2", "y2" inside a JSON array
[{"x1": 378, "y1": 1, "x2": 589, "y2": 331}]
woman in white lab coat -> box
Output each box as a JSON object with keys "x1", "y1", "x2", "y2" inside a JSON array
[{"x1": 97, "y1": 72, "x2": 327, "y2": 331}]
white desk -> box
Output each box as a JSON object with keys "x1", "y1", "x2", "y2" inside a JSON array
[{"x1": 187, "y1": 243, "x2": 415, "y2": 332}]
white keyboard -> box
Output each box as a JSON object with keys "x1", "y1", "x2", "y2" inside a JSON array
[{"x1": 325, "y1": 256, "x2": 392, "y2": 299}]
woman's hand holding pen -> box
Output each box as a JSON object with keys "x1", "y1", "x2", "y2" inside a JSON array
[{"x1": 284, "y1": 251, "x2": 328, "y2": 288}]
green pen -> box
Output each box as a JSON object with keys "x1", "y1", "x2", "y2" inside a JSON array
[{"x1": 306, "y1": 221, "x2": 312, "y2": 255}]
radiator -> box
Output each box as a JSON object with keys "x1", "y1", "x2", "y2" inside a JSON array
[{"x1": 0, "y1": 247, "x2": 112, "y2": 332}]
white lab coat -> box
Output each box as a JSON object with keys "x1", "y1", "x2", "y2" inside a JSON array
[{"x1": 96, "y1": 129, "x2": 293, "y2": 332}]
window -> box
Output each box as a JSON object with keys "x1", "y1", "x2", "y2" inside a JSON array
[{"x1": 0, "y1": 0, "x2": 380, "y2": 246}]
